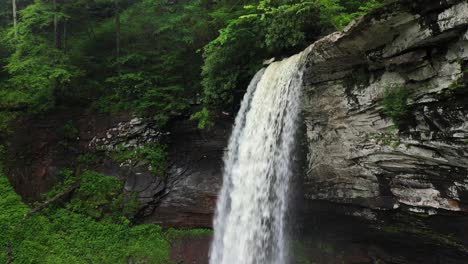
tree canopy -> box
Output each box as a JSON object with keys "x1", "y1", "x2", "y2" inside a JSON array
[{"x1": 0, "y1": 0, "x2": 386, "y2": 132}]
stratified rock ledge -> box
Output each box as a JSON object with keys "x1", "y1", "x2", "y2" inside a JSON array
[{"x1": 300, "y1": 0, "x2": 468, "y2": 262}]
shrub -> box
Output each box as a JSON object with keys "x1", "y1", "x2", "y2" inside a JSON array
[
  {"x1": 77, "y1": 153, "x2": 101, "y2": 167},
  {"x1": 382, "y1": 84, "x2": 409, "y2": 125},
  {"x1": 110, "y1": 143, "x2": 167, "y2": 177},
  {"x1": 190, "y1": 107, "x2": 215, "y2": 129},
  {"x1": 67, "y1": 171, "x2": 122, "y2": 220},
  {"x1": 62, "y1": 121, "x2": 79, "y2": 140}
]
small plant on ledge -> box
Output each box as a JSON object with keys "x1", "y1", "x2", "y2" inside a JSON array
[{"x1": 382, "y1": 84, "x2": 409, "y2": 125}]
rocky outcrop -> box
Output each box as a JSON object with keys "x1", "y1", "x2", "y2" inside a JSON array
[
  {"x1": 6, "y1": 111, "x2": 134, "y2": 200},
  {"x1": 7, "y1": 112, "x2": 166, "y2": 207},
  {"x1": 141, "y1": 116, "x2": 230, "y2": 228},
  {"x1": 6, "y1": 110, "x2": 228, "y2": 228},
  {"x1": 300, "y1": 0, "x2": 468, "y2": 262}
]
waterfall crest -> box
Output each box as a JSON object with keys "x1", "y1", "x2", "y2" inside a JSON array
[{"x1": 210, "y1": 51, "x2": 306, "y2": 264}]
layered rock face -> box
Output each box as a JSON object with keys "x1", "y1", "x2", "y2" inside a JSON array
[
  {"x1": 141, "y1": 116, "x2": 230, "y2": 228},
  {"x1": 300, "y1": 0, "x2": 468, "y2": 262}
]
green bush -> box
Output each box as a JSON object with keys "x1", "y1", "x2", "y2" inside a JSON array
[
  {"x1": 201, "y1": 14, "x2": 265, "y2": 108},
  {"x1": 382, "y1": 85, "x2": 409, "y2": 124},
  {"x1": 41, "y1": 168, "x2": 76, "y2": 200},
  {"x1": 67, "y1": 171, "x2": 123, "y2": 220},
  {"x1": 190, "y1": 107, "x2": 215, "y2": 129},
  {"x1": 110, "y1": 143, "x2": 167, "y2": 177},
  {"x1": 77, "y1": 153, "x2": 101, "y2": 167},
  {"x1": 5, "y1": 208, "x2": 171, "y2": 264},
  {"x1": 62, "y1": 121, "x2": 79, "y2": 140},
  {"x1": 0, "y1": 176, "x2": 29, "y2": 263}
]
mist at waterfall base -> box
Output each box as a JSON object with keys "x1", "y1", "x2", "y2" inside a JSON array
[{"x1": 209, "y1": 52, "x2": 306, "y2": 264}]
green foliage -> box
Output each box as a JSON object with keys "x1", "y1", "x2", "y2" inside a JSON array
[
  {"x1": 110, "y1": 143, "x2": 167, "y2": 176},
  {"x1": 191, "y1": 107, "x2": 215, "y2": 129},
  {"x1": 77, "y1": 153, "x2": 101, "y2": 167},
  {"x1": 368, "y1": 131, "x2": 400, "y2": 147},
  {"x1": 201, "y1": 14, "x2": 264, "y2": 108},
  {"x1": 62, "y1": 120, "x2": 79, "y2": 140},
  {"x1": 201, "y1": 0, "x2": 385, "y2": 108},
  {"x1": 2, "y1": 1, "x2": 80, "y2": 114},
  {"x1": 0, "y1": 0, "x2": 385, "y2": 132},
  {"x1": 318, "y1": 0, "x2": 388, "y2": 29},
  {"x1": 41, "y1": 168, "x2": 76, "y2": 200},
  {"x1": 0, "y1": 169, "x2": 217, "y2": 263},
  {"x1": 0, "y1": 0, "x2": 245, "y2": 133},
  {"x1": 67, "y1": 171, "x2": 123, "y2": 220},
  {"x1": 448, "y1": 78, "x2": 465, "y2": 91},
  {"x1": 0, "y1": 112, "x2": 19, "y2": 134},
  {"x1": 122, "y1": 191, "x2": 140, "y2": 217},
  {"x1": 201, "y1": 1, "x2": 325, "y2": 108},
  {"x1": 382, "y1": 84, "x2": 410, "y2": 124},
  {"x1": 0, "y1": 176, "x2": 29, "y2": 263},
  {"x1": 86, "y1": 0, "x2": 223, "y2": 125},
  {"x1": 42, "y1": 169, "x2": 134, "y2": 222},
  {"x1": 262, "y1": 3, "x2": 322, "y2": 53},
  {"x1": 4, "y1": 209, "x2": 171, "y2": 263},
  {"x1": 139, "y1": 144, "x2": 167, "y2": 176}
]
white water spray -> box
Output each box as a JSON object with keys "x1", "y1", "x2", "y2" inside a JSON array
[{"x1": 210, "y1": 52, "x2": 306, "y2": 264}]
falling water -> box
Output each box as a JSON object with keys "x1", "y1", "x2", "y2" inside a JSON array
[{"x1": 210, "y1": 51, "x2": 306, "y2": 264}]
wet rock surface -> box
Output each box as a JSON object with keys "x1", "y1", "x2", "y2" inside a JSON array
[
  {"x1": 301, "y1": 0, "x2": 468, "y2": 262},
  {"x1": 141, "y1": 115, "x2": 231, "y2": 228}
]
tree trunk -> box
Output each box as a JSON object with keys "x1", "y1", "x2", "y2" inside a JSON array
[
  {"x1": 6, "y1": 242, "x2": 12, "y2": 264},
  {"x1": 12, "y1": 0, "x2": 17, "y2": 38},
  {"x1": 23, "y1": 181, "x2": 80, "y2": 219},
  {"x1": 53, "y1": 0, "x2": 62, "y2": 49},
  {"x1": 115, "y1": 0, "x2": 121, "y2": 73},
  {"x1": 63, "y1": 19, "x2": 67, "y2": 52}
]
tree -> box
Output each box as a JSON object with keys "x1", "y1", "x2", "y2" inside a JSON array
[
  {"x1": 12, "y1": 0, "x2": 17, "y2": 38},
  {"x1": 115, "y1": 0, "x2": 120, "y2": 66},
  {"x1": 1, "y1": 1, "x2": 78, "y2": 115}
]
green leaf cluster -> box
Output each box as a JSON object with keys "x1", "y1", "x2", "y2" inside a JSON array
[
  {"x1": 382, "y1": 84, "x2": 410, "y2": 125},
  {"x1": 110, "y1": 143, "x2": 167, "y2": 176}
]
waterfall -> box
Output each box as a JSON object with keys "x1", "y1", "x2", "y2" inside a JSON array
[{"x1": 210, "y1": 51, "x2": 306, "y2": 264}]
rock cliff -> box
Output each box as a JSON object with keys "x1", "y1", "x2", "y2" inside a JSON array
[{"x1": 300, "y1": 0, "x2": 468, "y2": 262}]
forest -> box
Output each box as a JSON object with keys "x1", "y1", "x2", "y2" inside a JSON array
[
  {"x1": 0, "y1": 0, "x2": 385, "y2": 131},
  {"x1": 0, "y1": 0, "x2": 390, "y2": 263}
]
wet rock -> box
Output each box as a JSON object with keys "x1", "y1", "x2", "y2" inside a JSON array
[{"x1": 141, "y1": 115, "x2": 231, "y2": 228}]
